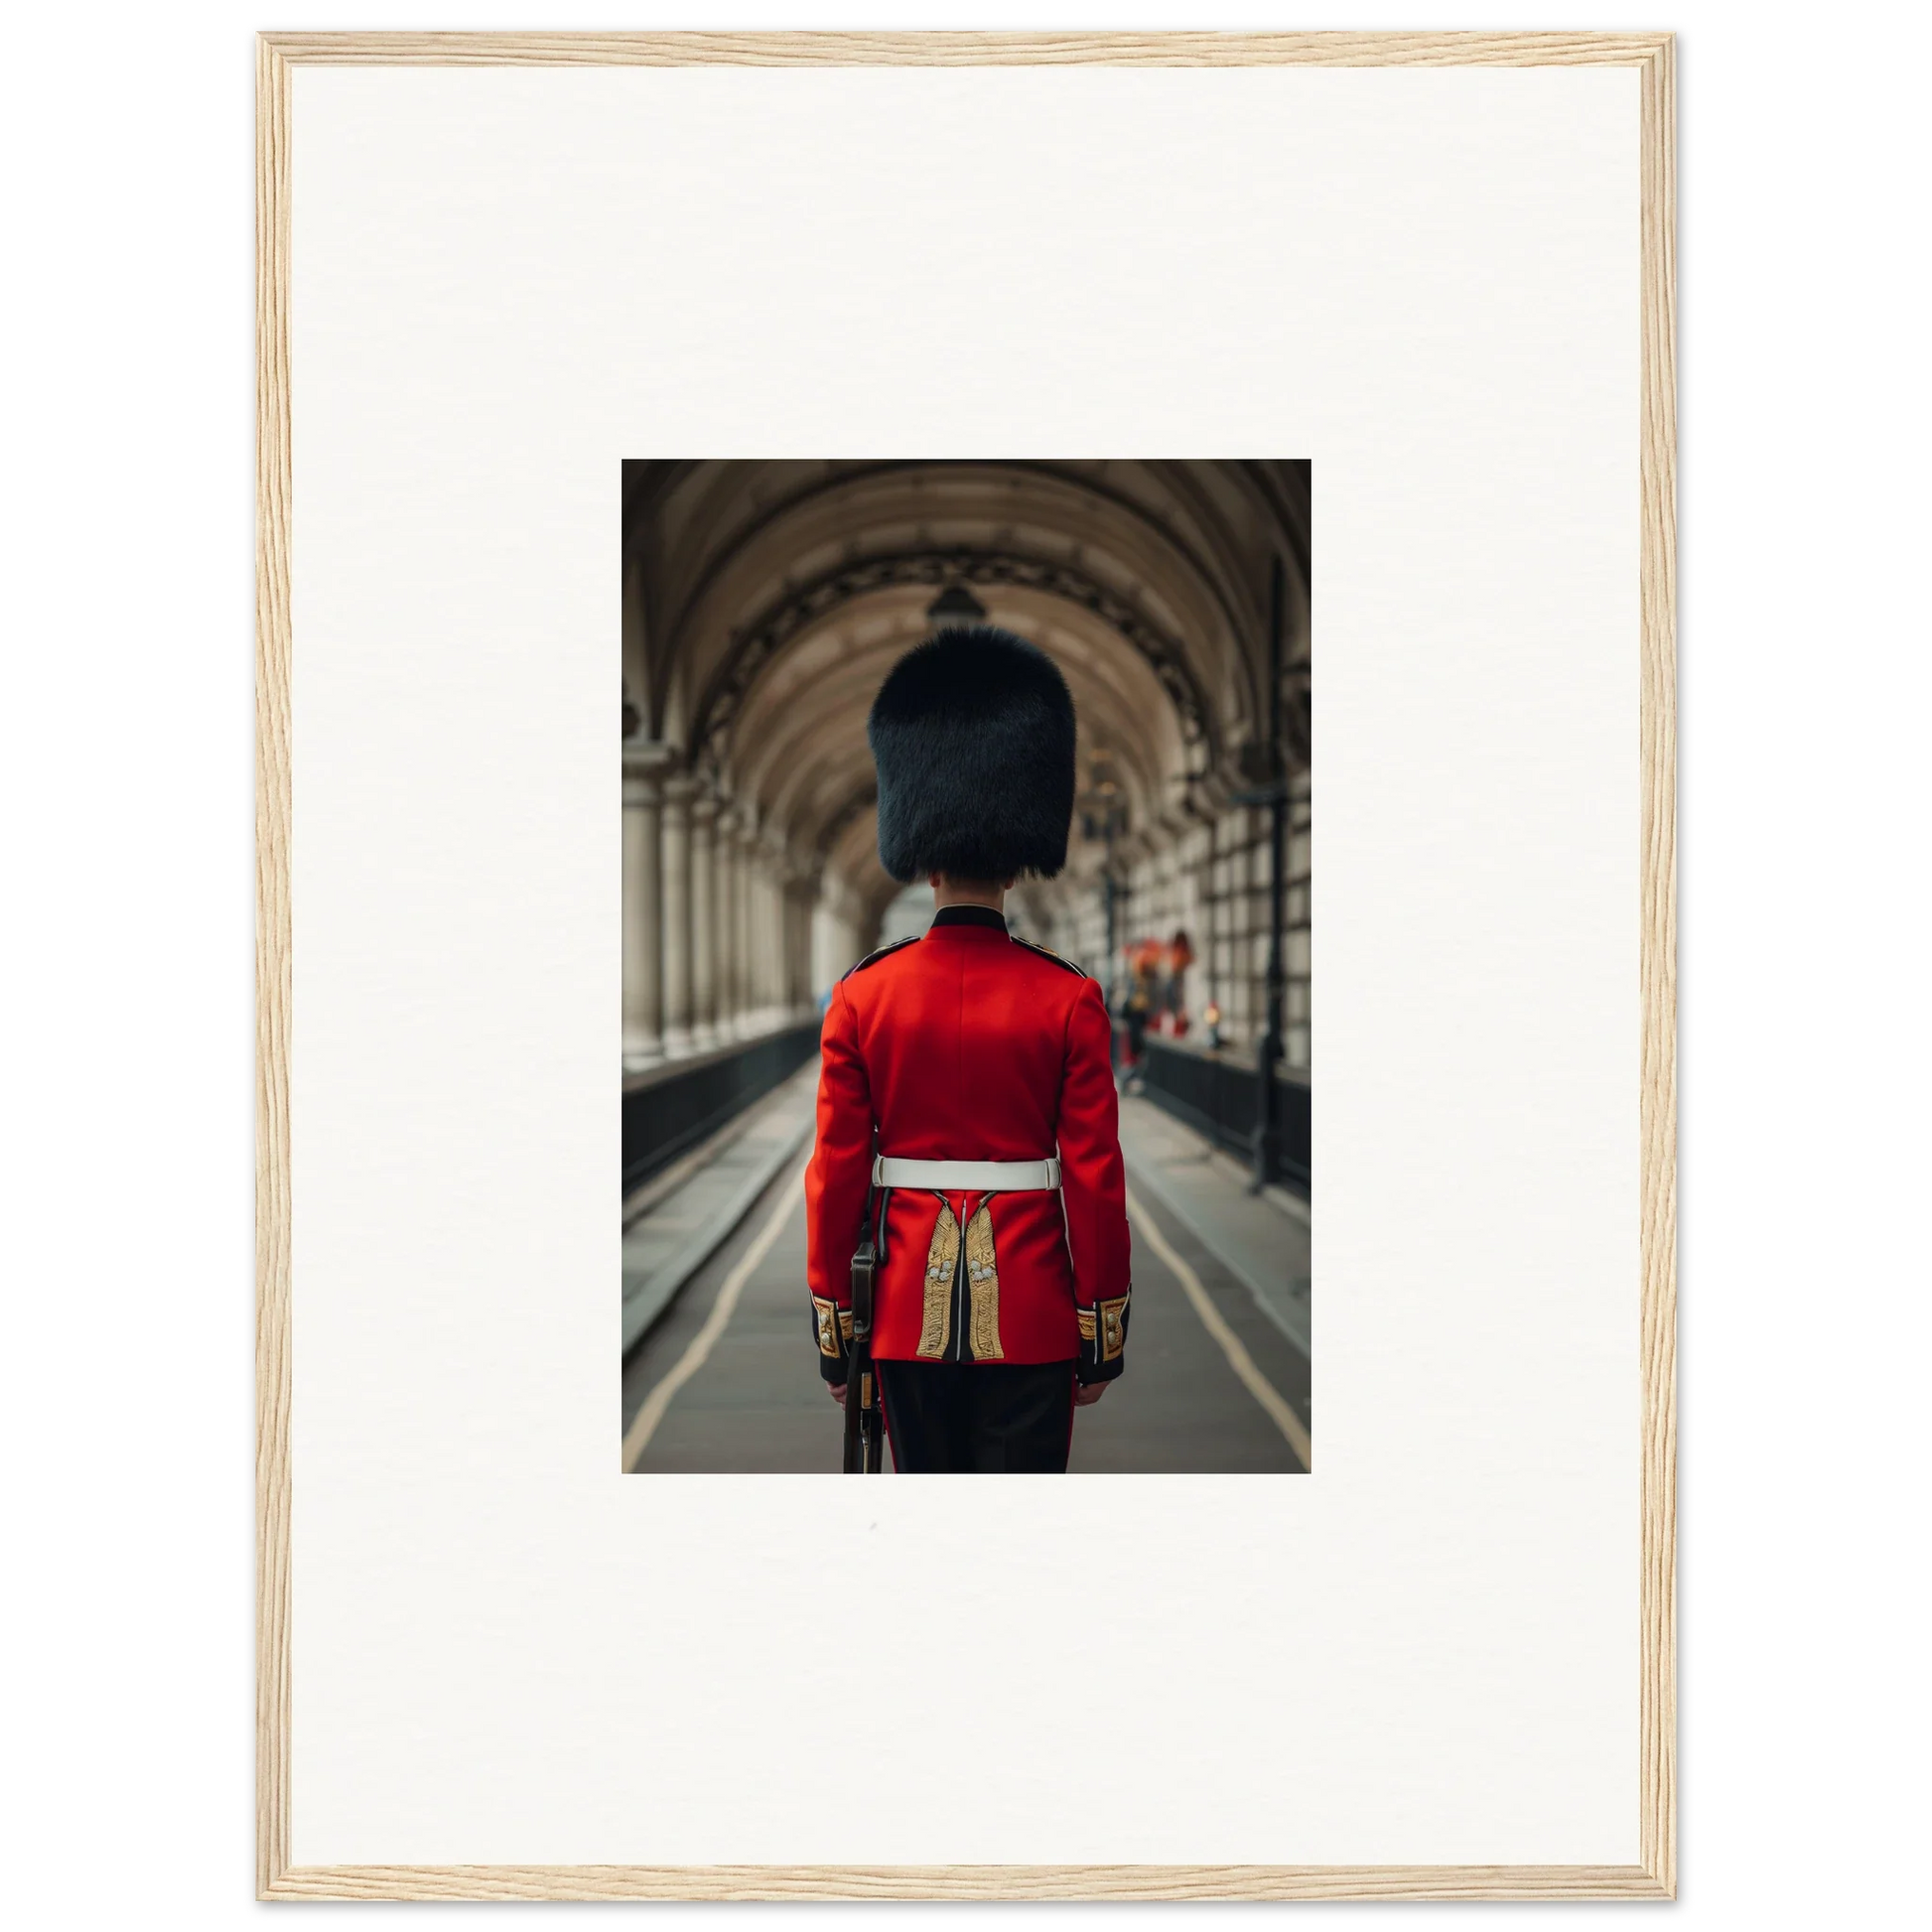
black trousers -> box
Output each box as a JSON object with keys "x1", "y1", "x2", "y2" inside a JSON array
[{"x1": 877, "y1": 1360, "x2": 1077, "y2": 1473}]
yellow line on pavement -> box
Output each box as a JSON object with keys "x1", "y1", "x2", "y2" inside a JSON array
[
  {"x1": 1125, "y1": 1184, "x2": 1311, "y2": 1471},
  {"x1": 621, "y1": 1159, "x2": 810, "y2": 1473}
]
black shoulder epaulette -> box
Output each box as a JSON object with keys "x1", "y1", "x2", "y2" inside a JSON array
[
  {"x1": 842, "y1": 935, "x2": 918, "y2": 980},
  {"x1": 1012, "y1": 935, "x2": 1086, "y2": 977}
]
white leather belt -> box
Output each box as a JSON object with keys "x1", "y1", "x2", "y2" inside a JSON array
[{"x1": 872, "y1": 1156, "x2": 1062, "y2": 1191}]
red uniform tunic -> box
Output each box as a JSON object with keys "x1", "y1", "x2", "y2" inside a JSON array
[{"x1": 804, "y1": 907, "x2": 1133, "y2": 1381}]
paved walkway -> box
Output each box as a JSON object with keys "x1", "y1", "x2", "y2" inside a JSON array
[
  {"x1": 1115, "y1": 1092, "x2": 1311, "y2": 1356},
  {"x1": 619, "y1": 1059, "x2": 821, "y2": 1353},
  {"x1": 621, "y1": 1070, "x2": 1311, "y2": 1474}
]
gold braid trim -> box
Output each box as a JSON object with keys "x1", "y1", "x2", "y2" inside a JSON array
[
  {"x1": 965, "y1": 1203, "x2": 1004, "y2": 1360},
  {"x1": 916, "y1": 1201, "x2": 959, "y2": 1358},
  {"x1": 811, "y1": 1295, "x2": 842, "y2": 1358}
]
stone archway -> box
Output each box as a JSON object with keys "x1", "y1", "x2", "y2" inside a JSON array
[
  {"x1": 621, "y1": 460, "x2": 1310, "y2": 1080},
  {"x1": 691, "y1": 543, "x2": 1218, "y2": 767}
]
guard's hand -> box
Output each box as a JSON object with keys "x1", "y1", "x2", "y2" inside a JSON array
[
  {"x1": 829, "y1": 1383, "x2": 847, "y2": 1407},
  {"x1": 1074, "y1": 1381, "x2": 1108, "y2": 1407}
]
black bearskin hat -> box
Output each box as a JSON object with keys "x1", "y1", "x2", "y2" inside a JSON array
[{"x1": 868, "y1": 625, "x2": 1077, "y2": 884}]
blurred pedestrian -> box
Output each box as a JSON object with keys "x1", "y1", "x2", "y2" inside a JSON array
[
  {"x1": 1165, "y1": 926, "x2": 1194, "y2": 1034},
  {"x1": 1121, "y1": 952, "x2": 1157, "y2": 1086}
]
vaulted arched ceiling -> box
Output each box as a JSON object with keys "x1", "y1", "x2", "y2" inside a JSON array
[{"x1": 621, "y1": 459, "x2": 1309, "y2": 924}]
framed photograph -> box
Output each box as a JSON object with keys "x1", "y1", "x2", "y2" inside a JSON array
[
  {"x1": 615, "y1": 455, "x2": 1313, "y2": 1485},
  {"x1": 258, "y1": 30, "x2": 1675, "y2": 1900}
]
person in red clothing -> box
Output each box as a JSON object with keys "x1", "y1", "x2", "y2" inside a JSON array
[{"x1": 804, "y1": 624, "x2": 1132, "y2": 1472}]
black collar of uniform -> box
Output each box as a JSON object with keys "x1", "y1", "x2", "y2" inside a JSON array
[{"x1": 928, "y1": 904, "x2": 1008, "y2": 932}]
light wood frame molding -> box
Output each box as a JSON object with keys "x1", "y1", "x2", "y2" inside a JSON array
[{"x1": 256, "y1": 28, "x2": 1675, "y2": 1903}]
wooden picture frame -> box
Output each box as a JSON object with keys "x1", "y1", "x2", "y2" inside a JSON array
[{"x1": 257, "y1": 29, "x2": 1675, "y2": 1902}]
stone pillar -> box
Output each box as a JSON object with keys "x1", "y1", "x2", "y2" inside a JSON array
[
  {"x1": 712, "y1": 807, "x2": 740, "y2": 1037},
  {"x1": 797, "y1": 889, "x2": 812, "y2": 1012},
  {"x1": 789, "y1": 865, "x2": 821, "y2": 1015},
  {"x1": 744, "y1": 855, "x2": 766, "y2": 1029},
  {"x1": 733, "y1": 815, "x2": 759, "y2": 1034},
  {"x1": 709, "y1": 797, "x2": 735, "y2": 1041},
  {"x1": 659, "y1": 775, "x2": 697, "y2": 1056},
  {"x1": 689, "y1": 792, "x2": 718, "y2": 1048},
  {"x1": 621, "y1": 747, "x2": 668, "y2": 1069},
  {"x1": 1202, "y1": 808, "x2": 1220, "y2": 1024},
  {"x1": 758, "y1": 839, "x2": 786, "y2": 1021},
  {"x1": 810, "y1": 893, "x2": 844, "y2": 1003},
  {"x1": 717, "y1": 810, "x2": 739, "y2": 1037},
  {"x1": 710, "y1": 805, "x2": 732, "y2": 1040},
  {"x1": 780, "y1": 877, "x2": 803, "y2": 1020}
]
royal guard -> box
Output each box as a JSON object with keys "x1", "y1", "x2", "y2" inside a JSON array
[{"x1": 804, "y1": 624, "x2": 1132, "y2": 1472}]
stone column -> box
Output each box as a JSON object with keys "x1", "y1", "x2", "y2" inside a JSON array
[
  {"x1": 788, "y1": 864, "x2": 820, "y2": 1015},
  {"x1": 621, "y1": 746, "x2": 669, "y2": 1069},
  {"x1": 689, "y1": 792, "x2": 718, "y2": 1048},
  {"x1": 810, "y1": 892, "x2": 839, "y2": 1002},
  {"x1": 743, "y1": 852, "x2": 765, "y2": 1031},
  {"x1": 758, "y1": 839, "x2": 785, "y2": 1023},
  {"x1": 715, "y1": 803, "x2": 734, "y2": 1042},
  {"x1": 658, "y1": 775, "x2": 697, "y2": 1056},
  {"x1": 1202, "y1": 808, "x2": 1220, "y2": 1026},
  {"x1": 715, "y1": 799, "x2": 734, "y2": 1042},
  {"x1": 709, "y1": 797, "x2": 735, "y2": 1041},
  {"x1": 800, "y1": 883, "x2": 818, "y2": 1012},
  {"x1": 773, "y1": 869, "x2": 796, "y2": 1017},
  {"x1": 733, "y1": 814, "x2": 759, "y2": 1034}
]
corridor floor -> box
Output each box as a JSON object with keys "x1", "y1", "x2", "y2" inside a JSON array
[{"x1": 621, "y1": 1113, "x2": 1311, "y2": 1474}]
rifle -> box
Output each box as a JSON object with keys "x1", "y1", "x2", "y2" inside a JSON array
[{"x1": 842, "y1": 1189, "x2": 885, "y2": 1474}]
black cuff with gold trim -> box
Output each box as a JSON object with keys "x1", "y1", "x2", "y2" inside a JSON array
[
  {"x1": 1075, "y1": 1291, "x2": 1131, "y2": 1384},
  {"x1": 810, "y1": 1294, "x2": 854, "y2": 1384}
]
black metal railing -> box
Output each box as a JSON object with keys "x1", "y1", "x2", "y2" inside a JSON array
[
  {"x1": 621, "y1": 1021, "x2": 821, "y2": 1198},
  {"x1": 1133, "y1": 1035, "x2": 1311, "y2": 1193}
]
